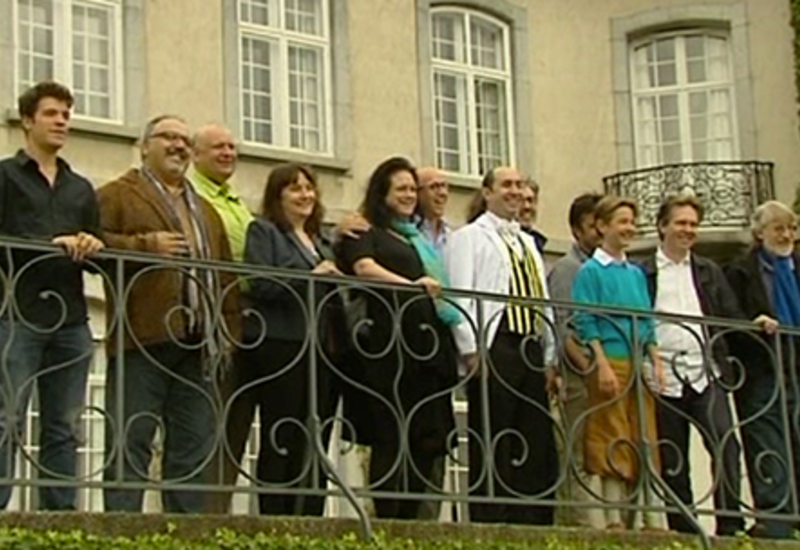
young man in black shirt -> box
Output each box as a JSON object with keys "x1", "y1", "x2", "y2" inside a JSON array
[{"x1": 0, "y1": 81, "x2": 103, "y2": 509}]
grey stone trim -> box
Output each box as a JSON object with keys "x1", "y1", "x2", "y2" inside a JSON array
[
  {"x1": 221, "y1": 0, "x2": 352, "y2": 168},
  {"x1": 416, "y1": 0, "x2": 534, "y2": 186},
  {"x1": 610, "y1": 2, "x2": 754, "y2": 172}
]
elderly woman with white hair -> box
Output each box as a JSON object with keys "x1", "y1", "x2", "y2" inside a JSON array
[{"x1": 726, "y1": 200, "x2": 797, "y2": 539}]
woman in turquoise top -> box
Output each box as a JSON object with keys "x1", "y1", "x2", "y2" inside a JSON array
[{"x1": 571, "y1": 196, "x2": 664, "y2": 530}]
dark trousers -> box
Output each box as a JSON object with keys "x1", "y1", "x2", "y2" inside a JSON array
[
  {"x1": 0, "y1": 320, "x2": 92, "y2": 510},
  {"x1": 204, "y1": 351, "x2": 258, "y2": 513},
  {"x1": 657, "y1": 382, "x2": 743, "y2": 535},
  {"x1": 735, "y1": 369, "x2": 800, "y2": 539},
  {"x1": 468, "y1": 332, "x2": 558, "y2": 525},
  {"x1": 103, "y1": 343, "x2": 214, "y2": 513},
  {"x1": 246, "y1": 338, "x2": 335, "y2": 516}
]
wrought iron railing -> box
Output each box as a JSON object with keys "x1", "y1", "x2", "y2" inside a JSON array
[
  {"x1": 1, "y1": 237, "x2": 800, "y2": 549},
  {"x1": 602, "y1": 161, "x2": 775, "y2": 235}
]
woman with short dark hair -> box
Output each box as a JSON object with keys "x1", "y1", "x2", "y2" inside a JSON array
[
  {"x1": 242, "y1": 162, "x2": 344, "y2": 516},
  {"x1": 337, "y1": 156, "x2": 459, "y2": 519}
]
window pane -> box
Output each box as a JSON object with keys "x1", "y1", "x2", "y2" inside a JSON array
[
  {"x1": 288, "y1": 45, "x2": 324, "y2": 151},
  {"x1": 656, "y1": 62, "x2": 676, "y2": 86},
  {"x1": 658, "y1": 95, "x2": 678, "y2": 118},
  {"x1": 431, "y1": 13, "x2": 464, "y2": 62},
  {"x1": 689, "y1": 91, "x2": 707, "y2": 114},
  {"x1": 687, "y1": 59, "x2": 705, "y2": 83},
  {"x1": 685, "y1": 35, "x2": 704, "y2": 59},
  {"x1": 71, "y1": 2, "x2": 115, "y2": 119},
  {"x1": 655, "y1": 38, "x2": 675, "y2": 61},
  {"x1": 239, "y1": 0, "x2": 274, "y2": 26},
  {"x1": 241, "y1": 36, "x2": 274, "y2": 144},
  {"x1": 433, "y1": 71, "x2": 468, "y2": 173},
  {"x1": 475, "y1": 78, "x2": 508, "y2": 173},
  {"x1": 285, "y1": 0, "x2": 322, "y2": 36},
  {"x1": 470, "y1": 17, "x2": 504, "y2": 70}
]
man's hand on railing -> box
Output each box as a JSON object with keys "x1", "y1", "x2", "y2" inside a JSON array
[
  {"x1": 52, "y1": 232, "x2": 105, "y2": 262},
  {"x1": 149, "y1": 231, "x2": 190, "y2": 257},
  {"x1": 752, "y1": 314, "x2": 779, "y2": 335}
]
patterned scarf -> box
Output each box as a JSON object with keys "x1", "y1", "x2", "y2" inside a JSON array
[{"x1": 392, "y1": 220, "x2": 461, "y2": 326}]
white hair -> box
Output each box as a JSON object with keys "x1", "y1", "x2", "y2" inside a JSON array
[{"x1": 751, "y1": 200, "x2": 797, "y2": 237}]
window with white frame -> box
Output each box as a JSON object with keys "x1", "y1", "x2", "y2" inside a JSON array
[
  {"x1": 14, "y1": 0, "x2": 123, "y2": 122},
  {"x1": 237, "y1": 0, "x2": 331, "y2": 154},
  {"x1": 430, "y1": 7, "x2": 514, "y2": 176},
  {"x1": 630, "y1": 31, "x2": 738, "y2": 168}
]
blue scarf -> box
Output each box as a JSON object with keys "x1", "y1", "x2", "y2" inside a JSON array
[
  {"x1": 762, "y1": 249, "x2": 800, "y2": 327},
  {"x1": 392, "y1": 220, "x2": 461, "y2": 326}
]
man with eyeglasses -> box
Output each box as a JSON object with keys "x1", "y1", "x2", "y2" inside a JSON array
[{"x1": 97, "y1": 115, "x2": 241, "y2": 513}]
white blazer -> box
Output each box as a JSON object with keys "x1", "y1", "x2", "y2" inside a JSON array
[{"x1": 444, "y1": 212, "x2": 555, "y2": 365}]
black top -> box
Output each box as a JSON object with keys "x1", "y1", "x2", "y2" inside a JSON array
[
  {"x1": 244, "y1": 217, "x2": 342, "y2": 343},
  {"x1": 338, "y1": 228, "x2": 457, "y2": 455},
  {"x1": 725, "y1": 248, "x2": 796, "y2": 377},
  {"x1": 0, "y1": 150, "x2": 101, "y2": 327}
]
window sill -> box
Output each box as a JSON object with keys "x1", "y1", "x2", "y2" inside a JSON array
[
  {"x1": 443, "y1": 171, "x2": 483, "y2": 189},
  {"x1": 237, "y1": 143, "x2": 351, "y2": 174},
  {"x1": 4, "y1": 109, "x2": 139, "y2": 143}
]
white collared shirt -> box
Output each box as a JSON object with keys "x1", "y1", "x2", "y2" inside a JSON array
[
  {"x1": 654, "y1": 248, "x2": 709, "y2": 397},
  {"x1": 593, "y1": 247, "x2": 627, "y2": 266},
  {"x1": 419, "y1": 217, "x2": 451, "y2": 256}
]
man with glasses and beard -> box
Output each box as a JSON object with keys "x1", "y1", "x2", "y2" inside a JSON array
[{"x1": 97, "y1": 115, "x2": 240, "y2": 513}]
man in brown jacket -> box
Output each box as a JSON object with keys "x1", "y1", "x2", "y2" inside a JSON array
[{"x1": 97, "y1": 114, "x2": 240, "y2": 513}]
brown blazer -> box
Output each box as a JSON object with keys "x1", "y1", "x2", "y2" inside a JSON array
[{"x1": 97, "y1": 168, "x2": 241, "y2": 354}]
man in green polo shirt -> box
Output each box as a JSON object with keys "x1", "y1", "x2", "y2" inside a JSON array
[
  {"x1": 189, "y1": 124, "x2": 253, "y2": 261},
  {"x1": 189, "y1": 124, "x2": 254, "y2": 513}
]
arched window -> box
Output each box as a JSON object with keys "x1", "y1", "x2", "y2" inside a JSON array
[
  {"x1": 630, "y1": 31, "x2": 737, "y2": 168},
  {"x1": 430, "y1": 7, "x2": 514, "y2": 175}
]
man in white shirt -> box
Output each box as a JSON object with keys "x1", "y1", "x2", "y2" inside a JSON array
[
  {"x1": 640, "y1": 195, "x2": 776, "y2": 536},
  {"x1": 446, "y1": 166, "x2": 559, "y2": 525}
]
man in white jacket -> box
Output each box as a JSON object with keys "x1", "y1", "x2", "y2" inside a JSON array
[{"x1": 445, "y1": 166, "x2": 559, "y2": 525}]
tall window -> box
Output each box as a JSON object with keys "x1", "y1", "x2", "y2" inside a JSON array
[
  {"x1": 430, "y1": 8, "x2": 514, "y2": 175},
  {"x1": 630, "y1": 31, "x2": 737, "y2": 168},
  {"x1": 14, "y1": 0, "x2": 123, "y2": 121},
  {"x1": 238, "y1": 0, "x2": 331, "y2": 154}
]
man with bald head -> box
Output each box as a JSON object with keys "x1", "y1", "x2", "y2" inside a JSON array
[
  {"x1": 187, "y1": 124, "x2": 256, "y2": 513},
  {"x1": 417, "y1": 166, "x2": 451, "y2": 255},
  {"x1": 446, "y1": 166, "x2": 559, "y2": 525},
  {"x1": 189, "y1": 124, "x2": 253, "y2": 262}
]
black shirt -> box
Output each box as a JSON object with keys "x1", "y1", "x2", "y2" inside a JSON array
[{"x1": 0, "y1": 150, "x2": 101, "y2": 327}]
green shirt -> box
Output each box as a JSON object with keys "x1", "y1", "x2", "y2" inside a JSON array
[{"x1": 188, "y1": 167, "x2": 254, "y2": 262}]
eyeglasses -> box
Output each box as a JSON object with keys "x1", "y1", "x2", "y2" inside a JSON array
[{"x1": 149, "y1": 131, "x2": 191, "y2": 147}]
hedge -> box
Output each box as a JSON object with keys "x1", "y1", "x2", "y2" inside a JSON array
[{"x1": 0, "y1": 528, "x2": 779, "y2": 550}]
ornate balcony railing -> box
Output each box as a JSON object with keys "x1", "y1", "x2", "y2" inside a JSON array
[
  {"x1": 602, "y1": 161, "x2": 775, "y2": 235},
  {"x1": 2, "y1": 237, "x2": 800, "y2": 549}
]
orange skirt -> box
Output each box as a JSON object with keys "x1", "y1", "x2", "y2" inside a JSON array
[{"x1": 584, "y1": 358, "x2": 660, "y2": 483}]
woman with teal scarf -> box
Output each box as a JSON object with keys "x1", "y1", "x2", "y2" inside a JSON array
[{"x1": 336, "y1": 156, "x2": 459, "y2": 520}]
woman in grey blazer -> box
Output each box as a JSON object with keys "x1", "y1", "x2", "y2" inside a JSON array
[{"x1": 242, "y1": 163, "x2": 344, "y2": 516}]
